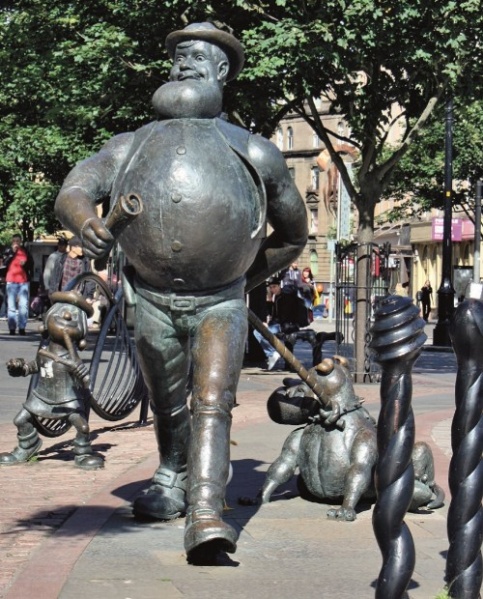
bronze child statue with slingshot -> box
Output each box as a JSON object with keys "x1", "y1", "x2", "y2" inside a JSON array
[{"x1": 1, "y1": 290, "x2": 104, "y2": 470}]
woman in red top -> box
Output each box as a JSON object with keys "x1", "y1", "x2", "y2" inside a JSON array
[{"x1": 3, "y1": 234, "x2": 33, "y2": 335}]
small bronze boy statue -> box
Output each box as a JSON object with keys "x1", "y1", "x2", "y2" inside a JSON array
[{"x1": 1, "y1": 290, "x2": 104, "y2": 470}]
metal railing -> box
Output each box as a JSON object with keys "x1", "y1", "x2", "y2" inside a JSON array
[{"x1": 335, "y1": 242, "x2": 391, "y2": 381}]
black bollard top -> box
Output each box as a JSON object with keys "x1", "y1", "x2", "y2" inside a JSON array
[{"x1": 369, "y1": 295, "x2": 427, "y2": 362}]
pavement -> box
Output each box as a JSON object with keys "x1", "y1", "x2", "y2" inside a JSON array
[{"x1": 0, "y1": 316, "x2": 463, "y2": 599}]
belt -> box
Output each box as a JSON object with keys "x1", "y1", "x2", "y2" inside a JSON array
[
  {"x1": 161, "y1": 294, "x2": 198, "y2": 312},
  {"x1": 135, "y1": 277, "x2": 246, "y2": 314}
]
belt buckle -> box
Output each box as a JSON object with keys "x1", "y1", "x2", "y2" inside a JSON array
[{"x1": 169, "y1": 295, "x2": 197, "y2": 312}]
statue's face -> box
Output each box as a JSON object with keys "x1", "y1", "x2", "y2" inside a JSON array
[
  {"x1": 46, "y1": 303, "x2": 87, "y2": 342},
  {"x1": 170, "y1": 40, "x2": 228, "y2": 86}
]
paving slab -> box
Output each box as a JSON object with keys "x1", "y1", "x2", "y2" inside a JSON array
[{"x1": 0, "y1": 318, "x2": 470, "y2": 599}]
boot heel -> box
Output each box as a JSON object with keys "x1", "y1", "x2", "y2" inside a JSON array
[{"x1": 185, "y1": 508, "x2": 237, "y2": 563}]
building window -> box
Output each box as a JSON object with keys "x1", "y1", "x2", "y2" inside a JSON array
[
  {"x1": 287, "y1": 126, "x2": 294, "y2": 150},
  {"x1": 310, "y1": 209, "x2": 319, "y2": 234},
  {"x1": 310, "y1": 250, "x2": 319, "y2": 275},
  {"x1": 311, "y1": 166, "x2": 320, "y2": 190},
  {"x1": 312, "y1": 131, "x2": 320, "y2": 148},
  {"x1": 276, "y1": 127, "x2": 283, "y2": 150},
  {"x1": 288, "y1": 167, "x2": 295, "y2": 179}
]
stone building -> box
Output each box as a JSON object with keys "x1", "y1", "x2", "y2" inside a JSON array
[
  {"x1": 270, "y1": 97, "x2": 358, "y2": 291},
  {"x1": 272, "y1": 102, "x2": 481, "y2": 315}
]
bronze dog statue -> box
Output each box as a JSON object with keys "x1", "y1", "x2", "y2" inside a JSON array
[{"x1": 252, "y1": 356, "x2": 444, "y2": 520}]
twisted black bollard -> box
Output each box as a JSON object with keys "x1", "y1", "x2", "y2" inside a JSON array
[
  {"x1": 447, "y1": 299, "x2": 483, "y2": 599},
  {"x1": 369, "y1": 295, "x2": 427, "y2": 598}
]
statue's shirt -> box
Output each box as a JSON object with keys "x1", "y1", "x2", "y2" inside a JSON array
[{"x1": 113, "y1": 118, "x2": 265, "y2": 292}]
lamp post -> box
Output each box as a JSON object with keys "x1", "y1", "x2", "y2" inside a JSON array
[
  {"x1": 433, "y1": 98, "x2": 455, "y2": 346},
  {"x1": 474, "y1": 180, "x2": 482, "y2": 284}
]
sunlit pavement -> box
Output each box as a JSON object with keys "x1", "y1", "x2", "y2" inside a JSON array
[{"x1": 0, "y1": 317, "x2": 462, "y2": 599}]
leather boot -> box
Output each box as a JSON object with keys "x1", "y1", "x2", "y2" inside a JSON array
[
  {"x1": 0, "y1": 429, "x2": 42, "y2": 465},
  {"x1": 133, "y1": 404, "x2": 190, "y2": 520},
  {"x1": 184, "y1": 404, "x2": 237, "y2": 563}
]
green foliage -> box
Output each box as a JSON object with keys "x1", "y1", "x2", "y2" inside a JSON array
[
  {"x1": 0, "y1": 0, "x2": 176, "y2": 239},
  {"x1": 383, "y1": 98, "x2": 483, "y2": 221},
  {"x1": 1, "y1": 0, "x2": 482, "y2": 241}
]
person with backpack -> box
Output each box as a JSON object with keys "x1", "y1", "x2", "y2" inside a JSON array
[{"x1": 420, "y1": 279, "x2": 433, "y2": 322}]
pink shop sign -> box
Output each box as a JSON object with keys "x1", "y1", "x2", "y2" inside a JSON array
[{"x1": 432, "y1": 217, "x2": 463, "y2": 241}]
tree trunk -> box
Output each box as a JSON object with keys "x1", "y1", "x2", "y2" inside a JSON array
[{"x1": 354, "y1": 197, "x2": 375, "y2": 382}]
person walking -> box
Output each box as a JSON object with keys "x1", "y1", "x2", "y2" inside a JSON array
[
  {"x1": 300, "y1": 267, "x2": 317, "y2": 307},
  {"x1": 0, "y1": 254, "x2": 6, "y2": 319},
  {"x1": 420, "y1": 279, "x2": 433, "y2": 322},
  {"x1": 48, "y1": 236, "x2": 92, "y2": 296},
  {"x1": 253, "y1": 277, "x2": 284, "y2": 370},
  {"x1": 43, "y1": 237, "x2": 68, "y2": 290},
  {"x1": 3, "y1": 234, "x2": 33, "y2": 335},
  {"x1": 282, "y1": 261, "x2": 302, "y2": 287}
]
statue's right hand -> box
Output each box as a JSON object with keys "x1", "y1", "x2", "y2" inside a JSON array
[
  {"x1": 6, "y1": 358, "x2": 26, "y2": 377},
  {"x1": 80, "y1": 217, "x2": 114, "y2": 259}
]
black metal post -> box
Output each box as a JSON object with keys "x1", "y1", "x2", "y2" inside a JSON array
[
  {"x1": 447, "y1": 300, "x2": 483, "y2": 598},
  {"x1": 369, "y1": 296, "x2": 427, "y2": 598},
  {"x1": 474, "y1": 181, "x2": 482, "y2": 284},
  {"x1": 434, "y1": 98, "x2": 456, "y2": 346}
]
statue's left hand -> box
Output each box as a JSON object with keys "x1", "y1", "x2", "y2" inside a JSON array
[{"x1": 80, "y1": 216, "x2": 114, "y2": 259}]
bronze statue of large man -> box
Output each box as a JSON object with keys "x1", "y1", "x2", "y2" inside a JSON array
[{"x1": 55, "y1": 22, "x2": 307, "y2": 562}]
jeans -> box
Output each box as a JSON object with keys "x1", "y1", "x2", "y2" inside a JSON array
[
  {"x1": 7, "y1": 282, "x2": 30, "y2": 331},
  {"x1": 254, "y1": 323, "x2": 281, "y2": 360}
]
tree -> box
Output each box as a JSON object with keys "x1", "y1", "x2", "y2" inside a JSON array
[
  {"x1": 2, "y1": 0, "x2": 483, "y2": 375},
  {"x1": 382, "y1": 98, "x2": 483, "y2": 224},
  {"x1": 170, "y1": 0, "x2": 483, "y2": 377},
  {"x1": 224, "y1": 0, "x2": 481, "y2": 378},
  {"x1": 0, "y1": 1, "x2": 176, "y2": 242}
]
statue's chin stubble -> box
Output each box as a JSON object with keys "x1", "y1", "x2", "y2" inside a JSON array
[{"x1": 152, "y1": 81, "x2": 223, "y2": 119}]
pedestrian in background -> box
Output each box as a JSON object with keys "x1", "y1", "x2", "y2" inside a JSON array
[
  {"x1": 254, "y1": 277, "x2": 285, "y2": 371},
  {"x1": 282, "y1": 261, "x2": 302, "y2": 287},
  {"x1": 43, "y1": 237, "x2": 68, "y2": 290},
  {"x1": 300, "y1": 267, "x2": 317, "y2": 307},
  {"x1": 48, "y1": 236, "x2": 92, "y2": 296},
  {"x1": 0, "y1": 254, "x2": 6, "y2": 319},
  {"x1": 3, "y1": 234, "x2": 33, "y2": 335},
  {"x1": 420, "y1": 279, "x2": 433, "y2": 322}
]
